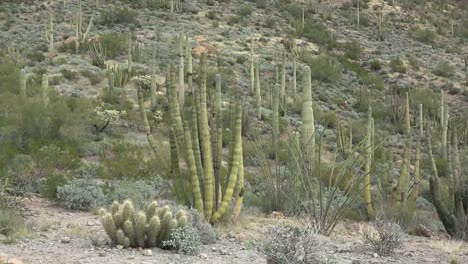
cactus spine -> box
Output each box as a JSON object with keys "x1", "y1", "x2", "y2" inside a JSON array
[
  {"x1": 41, "y1": 74, "x2": 49, "y2": 107},
  {"x1": 45, "y1": 8, "x2": 54, "y2": 63},
  {"x1": 365, "y1": 106, "x2": 375, "y2": 219},
  {"x1": 19, "y1": 69, "x2": 26, "y2": 98},
  {"x1": 301, "y1": 66, "x2": 315, "y2": 163},
  {"x1": 255, "y1": 61, "x2": 261, "y2": 119}
]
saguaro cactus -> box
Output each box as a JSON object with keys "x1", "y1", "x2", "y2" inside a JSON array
[
  {"x1": 272, "y1": 83, "x2": 280, "y2": 160},
  {"x1": 255, "y1": 61, "x2": 262, "y2": 119},
  {"x1": 45, "y1": 8, "x2": 54, "y2": 63},
  {"x1": 301, "y1": 66, "x2": 315, "y2": 163},
  {"x1": 41, "y1": 74, "x2": 49, "y2": 107},
  {"x1": 150, "y1": 44, "x2": 158, "y2": 110},
  {"x1": 70, "y1": 0, "x2": 93, "y2": 53},
  {"x1": 280, "y1": 52, "x2": 286, "y2": 111},
  {"x1": 365, "y1": 106, "x2": 375, "y2": 219},
  {"x1": 442, "y1": 103, "x2": 449, "y2": 160},
  {"x1": 292, "y1": 57, "x2": 297, "y2": 97},
  {"x1": 395, "y1": 92, "x2": 411, "y2": 204},
  {"x1": 411, "y1": 103, "x2": 423, "y2": 207},
  {"x1": 19, "y1": 69, "x2": 26, "y2": 98},
  {"x1": 178, "y1": 33, "x2": 185, "y2": 109}
]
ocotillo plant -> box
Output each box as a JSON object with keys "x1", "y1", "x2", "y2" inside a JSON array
[
  {"x1": 100, "y1": 200, "x2": 188, "y2": 248},
  {"x1": 365, "y1": 106, "x2": 375, "y2": 219},
  {"x1": 45, "y1": 8, "x2": 54, "y2": 63},
  {"x1": 70, "y1": 0, "x2": 93, "y2": 53}
]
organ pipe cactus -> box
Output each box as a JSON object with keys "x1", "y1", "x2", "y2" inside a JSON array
[
  {"x1": 442, "y1": 103, "x2": 449, "y2": 160},
  {"x1": 100, "y1": 200, "x2": 187, "y2": 248},
  {"x1": 395, "y1": 92, "x2": 411, "y2": 204},
  {"x1": 292, "y1": 57, "x2": 297, "y2": 97},
  {"x1": 280, "y1": 52, "x2": 286, "y2": 110},
  {"x1": 365, "y1": 106, "x2": 375, "y2": 219},
  {"x1": 150, "y1": 44, "x2": 157, "y2": 110},
  {"x1": 178, "y1": 33, "x2": 185, "y2": 109},
  {"x1": 186, "y1": 36, "x2": 193, "y2": 93},
  {"x1": 411, "y1": 103, "x2": 423, "y2": 208},
  {"x1": 272, "y1": 83, "x2": 280, "y2": 160},
  {"x1": 250, "y1": 38, "x2": 255, "y2": 92}
]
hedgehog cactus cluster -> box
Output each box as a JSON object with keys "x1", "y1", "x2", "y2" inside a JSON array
[{"x1": 100, "y1": 200, "x2": 188, "y2": 249}]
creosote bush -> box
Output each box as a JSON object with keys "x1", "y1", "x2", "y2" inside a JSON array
[
  {"x1": 57, "y1": 178, "x2": 107, "y2": 210},
  {"x1": 363, "y1": 219, "x2": 403, "y2": 256}
]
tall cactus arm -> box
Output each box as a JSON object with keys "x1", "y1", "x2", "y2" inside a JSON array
[
  {"x1": 200, "y1": 54, "x2": 215, "y2": 220},
  {"x1": 212, "y1": 104, "x2": 242, "y2": 222},
  {"x1": 301, "y1": 66, "x2": 315, "y2": 162},
  {"x1": 365, "y1": 107, "x2": 375, "y2": 219},
  {"x1": 184, "y1": 121, "x2": 204, "y2": 213}
]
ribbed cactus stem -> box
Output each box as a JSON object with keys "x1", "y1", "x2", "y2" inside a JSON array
[
  {"x1": 123, "y1": 220, "x2": 135, "y2": 247},
  {"x1": 108, "y1": 72, "x2": 115, "y2": 96},
  {"x1": 213, "y1": 74, "x2": 222, "y2": 210},
  {"x1": 440, "y1": 90, "x2": 444, "y2": 128},
  {"x1": 122, "y1": 200, "x2": 134, "y2": 222},
  {"x1": 411, "y1": 103, "x2": 423, "y2": 207},
  {"x1": 212, "y1": 104, "x2": 242, "y2": 222},
  {"x1": 178, "y1": 33, "x2": 185, "y2": 109},
  {"x1": 135, "y1": 211, "x2": 147, "y2": 248},
  {"x1": 301, "y1": 66, "x2": 315, "y2": 163},
  {"x1": 20, "y1": 69, "x2": 26, "y2": 98},
  {"x1": 45, "y1": 8, "x2": 54, "y2": 63},
  {"x1": 127, "y1": 36, "x2": 133, "y2": 74},
  {"x1": 442, "y1": 104, "x2": 449, "y2": 160},
  {"x1": 255, "y1": 60, "x2": 262, "y2": 119},
  {"x1": 191, "y1": 108, "x2": 205, "y2": 192},
  {"x1": 292, "y1": 57, "x2": 297, "y2": 97},
  {"x1": 187, "y1": 36, "x2": 193, "y2": 93},
  {"x1": 250, "y1": 38, "x2": 255, "y2": 92},
  {"x1": 150, "y1": 44, "x2": 157, "y2": 110},
  {"x1": 184, "y1": 121, "x2": 204, "y2": 213},
  {"x1": 102, "y1": 214, "x2": 117, "y2": 242},
  {"x1": 233, "y1": 107, "x2": 245, "y2": 220},
  {"x1": 280, "y1": 52, "x2": 286, "y2": 110},
  {"x1": 272, "y1": 83, "x2": 280, "y2": 160},
  {"x1": 200, "y1": 54, "x2": 215, "y2": 221},
  {"x1": 396, "y1": 93, "x2": 411, "y2": 204},
  {"x1": 365, "y1": 106, "x2": 375, "y2": 219},
  {"x1": 41, "y1": 74, "x2": 49, "y2": 107},
  {"x1": 147, "y1": 216, "x2": 160, "y2": 248}
]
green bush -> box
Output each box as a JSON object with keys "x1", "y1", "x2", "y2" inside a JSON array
[
  {"x1": 344, "y1": 40, "x2": 361, "y2": 60},
  {"x1": 57, "y1": 178, "x2": 107, "y2": 210},
  {"x1": 237, "y1": 6, "x2": 253, "y2": 17},
  {"x1": 301, "y1": 20, "x2": 337, "y2": 49},
  {"x1": 303, "y1": 55, "x2": 341, "y2": 83},
  {"x1": 0, "y1": 208, "x2": 24, "y2": 236},
  {"x1": 409, "y1": 27, "x2": 437, "y2": 44},
  {"x1": 99, "y1": 7, "x2": 137, "y2": 26},
  {"x1": 42, "y1": 174, "x2": 68, "y2": 199},
  {"x1": 390, "y1": 57, "x2": 406, "y2": 73},
  {"x1": 60, "y1": 69, "x2": 78, "y2": 80},
  {"x1": 163, "y1": 224, "x2": 201, "y2": 255},
  {"x1": 370, "y1": 59, "x2": 382, "y2": 71},
  {"x1": 432, "y1": 60, "x2": 454, "y2": 77},
  {"x1": 0, "y1": 63, "x2": 19, "y2": 95},
  {"x1": 99, "y1": 32, "x2": 130, "y2": 59},
  {"x1": 104, "y1": 178, "x2": 168, "y2": 208}
]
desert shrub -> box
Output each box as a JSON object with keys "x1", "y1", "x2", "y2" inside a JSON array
[
  {"x1": 80, "y1": 69, "x2": 104, "y2": 85},
  {"x1": 188, "y1": 208, "x2": 218, "y2": 244},
  {"x1": 32, "y1": 144, "x2": 80, "y2": 177},
  {"x1": 407, "y1": 56, "x2": 420, "y2": 70},
  {"x1": 237, "y1": 6, "x2": 253, "y2": 17},
  {"x1": 99, "y1": 7, "x2": 137, "y2": 26},
  {"x1": 301, "y1": 20, "x2": 337, "y2": 49},
  {"x1": 5, "y1": 154, "x2": 37, "y2": 193},
  {"x1": 0, "y1": 63, "x2": 19, "y2": 95},
  {"x1": 389, "y1": 57, "x2": 406, "y2": 73},
  {"x1": 60, "y1": 69, "x2": 78, "y2": 80},
  {"x1": 432, "y1": 60, "x2": 454, "y2": 77},
  {"x1": 205, "y1": 10, "x2": 218, "y2": 20},
  {"x1": 260, "y1": 225, "x2": 319, "y2": 264},
  {"x1": 264, "y1": 17, "x2": 277, "y2": 28},
  {"x1": 42, "y1": 174, "x2": 68, "y2": 199},
  {"x1": 105, "y1": 177, "x2": 169, "y2": 208},
  {"x1": 369, "y1": 59, "x2": 382, "y2": 71},
  {"x1": 0, "y1": 208, "x2": 26, "y2": 239},
  {"x1": 344, "y1": 40, "x2": 361, "y2": 60},
  {"x1": 99, "y1": 32, "x2": 130, "y2": 59},
  {"x1": 409, "y1": 27, "x2": 437, "y2": 44},
  {"x1": 163, "y1": 224, "x2": 201, "y2": 255},
  {"x1": 57, "y1": 178, "x2": 107, "y2": 210},
  {"x1": 363, "y1": 219, "x2": 403, "y2": 256},
  {"x1": 302, "y1": 55, "x2": 341, "y2": 83}
]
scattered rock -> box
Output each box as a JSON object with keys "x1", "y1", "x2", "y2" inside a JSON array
[
  {"x1": 142, "y1": 249, "x2": 153, "y2": 256},
  {"x1": 117, "y1": 245, "x2": 124, "y2": 250},
  {"x1": 352, "y1": 260, "x2": 361, "y2": 264},
  {"x1": 211, "y1": 247, "x2": 217, "y2": 252},
  {"x1": 61, "y1": 237, "x2": 71, "y2": 244},
  {"x1": 373, "y1": 253, "x2": 379, "y2": 258},
  {"x1": 199, "y1": 253, "x2": 208, "y2": 260}
]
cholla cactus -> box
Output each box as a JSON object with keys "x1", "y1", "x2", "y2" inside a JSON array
[{"x1": 100, "y1": 200, "x2": 188, "y2": 248}]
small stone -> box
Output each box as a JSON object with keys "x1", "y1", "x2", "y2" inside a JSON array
[
  {"x1": 117, "y1": 245, "x2": 124, "y2": 250},
  {"x1": 61, "y1": 237, "x2": 71, "y2": 244},
  {"x1": 143, "y1": 249, "x2": 153, "y2": 256},
  {"x1": 200, "y1": 253, "x2": 208, "y2": 260},
  {"x1": 227, "y1": 233, "x2": 236, "y2": 239},
  {"x1": 219, "y1": 249, "x2": 228, "y2": 255},
  {"x1": 373, "y1": 253, "x2": 379, "y2": 258},
  {"x1": 352, "y1": 260, "x2": 361, "y2": 264},
  {"x1": 211, "y1": 247, "x2": 217, "y2": 252},
  {"x1": 98, "y1": 251, "x2": 106, "y2": 257}
]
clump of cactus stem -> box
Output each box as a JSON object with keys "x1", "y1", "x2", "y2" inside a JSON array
[{"x1": 100, "y1": 200, "x2": 188, "y2": 249}]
